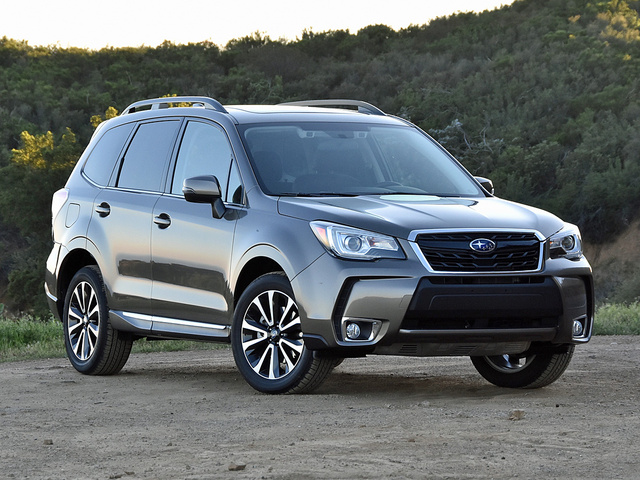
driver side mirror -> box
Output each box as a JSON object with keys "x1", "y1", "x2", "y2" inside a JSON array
[
  {"x1": 183, "y1": 175, "x2": 226, "y2": 219},
  {"x1": 475, "y1": 176, "x2": 494, "y2": 195}
]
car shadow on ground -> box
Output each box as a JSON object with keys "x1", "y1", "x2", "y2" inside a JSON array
[{"x1": 114, "y1": 355, "x2": 567, "y2": 403}]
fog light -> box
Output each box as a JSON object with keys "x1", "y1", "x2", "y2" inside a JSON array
[
  {"x1": 345, "y1": 322, "x2": 361, "y2": 340},
  {"x1": 341, "y1": 318, "x2": 383, "y2": 342},
  {"x1": 573, "y1": 319, "x2": 584, "y2": 337}
]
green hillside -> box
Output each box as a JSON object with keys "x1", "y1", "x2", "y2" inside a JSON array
[{"x1": 1, "y1": 0, "x2": 639, "y2": 313}]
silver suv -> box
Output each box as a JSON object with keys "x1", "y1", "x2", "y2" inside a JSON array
[{"x1": 45, "y1": 97, "x2": 593, "y2": 393}]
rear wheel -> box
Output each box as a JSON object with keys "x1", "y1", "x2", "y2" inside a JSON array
[
  {"x1": 231, "y1": 273, "x2": 334, "y2": 394},
  {"x1": 471, "y1": 345, "x2": 575, "y2": 388},
  {"x1": 63, "y1": 266, "x2": 132, "y2": 375}
]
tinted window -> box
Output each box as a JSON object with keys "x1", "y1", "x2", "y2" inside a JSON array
[
  {"x1": 82, "y1": 123, "x2": 134, "y2": 186},
  {"x1": 117, "y1": 121, "x2": 180, "y2": 191},
  {"x1": 171, "y1": 121, "x2": 233, "y2": 196},
  {"x1": 239, "y1": 123, "x2": 482, "y2": 197},
  {"x1": 227, "y1": 161, "x2": 244, "y2": 204}
]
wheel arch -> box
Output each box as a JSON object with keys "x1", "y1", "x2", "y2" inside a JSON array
[
  {"x1": 233, "y1": 256, "x2": 286, "y2": 308},
  {"x1": 55, "y1": 248, "x2": 98, "y2": 319}
]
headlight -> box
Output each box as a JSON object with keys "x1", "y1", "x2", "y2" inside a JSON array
[
  {"x1": 548, "y1": 224, "x2": 583, "y2": 260},
  {"x1": 310, "y1": 221, "x2": 405, "y2": 260}
]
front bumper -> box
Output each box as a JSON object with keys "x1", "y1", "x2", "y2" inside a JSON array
[{"x1": 296, "y1": 246, "x2": 593, "y2": 357}]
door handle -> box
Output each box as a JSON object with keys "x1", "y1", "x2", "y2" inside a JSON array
[
  {"x1": 95, "y1": 202, "x2": 111, "y2": 217},
  {"x1": 154, "y1": 213, "x2": 171, "y2": 229}
]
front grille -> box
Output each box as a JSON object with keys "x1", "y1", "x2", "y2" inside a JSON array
[{"x1": 415, "y1": 232, "x2": 541, "y2": 273}]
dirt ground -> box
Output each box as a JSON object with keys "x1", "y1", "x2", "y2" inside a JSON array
[{"x1": 1, "y1": 336, "x2": 638, "y2": 480}]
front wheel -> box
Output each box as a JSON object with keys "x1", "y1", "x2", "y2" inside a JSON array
[
  {"x1": 231, "y1": 273, "x2": 334, "y2": 394},
  {"x1": 63, "y1": 266, "x2": 133, "y2": 375},
  {"x1": 471, "y1": 345, "x2": 575, "y2": 388}
]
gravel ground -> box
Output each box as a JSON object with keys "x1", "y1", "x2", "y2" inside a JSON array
[{"x1": 1, "y1": 335, "x2": 638, "y2": 479}]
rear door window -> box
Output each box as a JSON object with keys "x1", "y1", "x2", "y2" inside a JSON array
[{"x1": 117, "y1": 120, "x2": 181, "y2": 192}]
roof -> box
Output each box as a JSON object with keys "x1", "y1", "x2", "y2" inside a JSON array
[
  {"x1": 225, "y1": 104, "x2": 408, "y2": 126},
  {"x1": 118, "y1": 96, "x2": 409, "y2": 127}
]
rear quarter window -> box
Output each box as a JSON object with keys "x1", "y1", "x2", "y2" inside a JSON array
[{"x1": 82, "y1": 123, "x2": 134, "y2": 186}]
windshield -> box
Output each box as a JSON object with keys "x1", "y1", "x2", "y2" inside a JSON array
[{"x1": 239, "y1": 122, "x2": 484, "y2": 197}]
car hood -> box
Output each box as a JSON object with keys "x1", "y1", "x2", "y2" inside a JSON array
[{"x1": 277, "y1": 194, "x2": 565, "y2": 240}]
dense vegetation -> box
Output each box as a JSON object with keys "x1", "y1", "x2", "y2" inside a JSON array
[{"x1": 1, "y1": 0, "x2": 639, "y2": 314}]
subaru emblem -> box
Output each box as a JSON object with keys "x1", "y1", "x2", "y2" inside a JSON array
[{"x1": 470, "y1": 238, "x2": 496, "y2": 253}]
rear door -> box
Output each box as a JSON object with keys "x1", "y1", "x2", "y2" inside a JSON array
[
  {"x1": 150, "y1": 119, "x2": 241, "y2": 330},
  {"x1": 87, "y1": 119, "x2": 181, "y2": 318}
]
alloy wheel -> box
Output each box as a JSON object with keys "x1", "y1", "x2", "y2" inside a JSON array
[
  {"x1": 240, "y1": 289, "x2": 304, "y2": 380},
  {"x1": 484, "y1": 353, "x2": 536, "y2": 373},
  {"x1": 66, "y1": 280, "x2": 101, "y2": 361}
]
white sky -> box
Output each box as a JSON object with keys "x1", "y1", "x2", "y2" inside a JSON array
[{"x1": 2, "y1": 0, "x2": 515, "y2": 50}]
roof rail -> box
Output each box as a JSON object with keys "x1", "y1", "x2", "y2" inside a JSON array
[
  {"x1": 279, "y1": 99, "x2": 386, "y2": 116},
  {"x1": 121, "y1": 96, "x2": 228, "y2": 115}
]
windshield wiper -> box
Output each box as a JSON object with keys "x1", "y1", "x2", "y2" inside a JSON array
[{"x1": 280, "y1": 192, "x2": 359, "y2": 197}]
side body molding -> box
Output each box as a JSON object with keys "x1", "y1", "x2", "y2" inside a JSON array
[{"x1": 110, "y1": 310, "x2": 230, "y2": 340}]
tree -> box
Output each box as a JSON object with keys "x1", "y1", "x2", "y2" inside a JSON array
[
  {"x1": 0, "y1": 129, "x2": 80, "y2": 314},
  {"x1": 90, "y1": 106, "x2": 118, "y2": 128},
  {"x1": 2, "y1": 0, "x2": 640, "y2": 309}
]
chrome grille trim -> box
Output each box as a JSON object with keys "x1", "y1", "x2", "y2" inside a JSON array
[{"x1": 408, "y1": 228, "x2": 545, "y2": 274}]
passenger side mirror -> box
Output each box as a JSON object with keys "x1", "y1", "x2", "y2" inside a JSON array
[
  {"x1": 182, "y1": 175, "x2": 226, "y2": 219},
  {"x1": 475, "y1": 176, "x2": 494, "y2": 195}
]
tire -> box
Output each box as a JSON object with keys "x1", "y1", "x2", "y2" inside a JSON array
[
  {"x1": 63, "y1": 266, "x2": 133, "y2": 375},
  {"x1": 231, "y1": 273, "x2": 334, "y2": 394},
  {"x1": 330, "y1": 357, "x2": 345, "y2": 370},
  {"x1": 471, "y1": 345, "x2": 575, "y2": 389}
]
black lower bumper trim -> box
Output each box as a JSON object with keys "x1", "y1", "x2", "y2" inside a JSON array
[
  {"x1": 402, "y1": 276, "x2": 563, "y2": 331},
  {"x1": 396, "y1": 327, "x2": 557, "y2": 343}
]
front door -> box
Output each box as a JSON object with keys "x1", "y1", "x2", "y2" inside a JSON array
[{"x1": 150, "y1": 120, "x2": 239, "y2": 331}]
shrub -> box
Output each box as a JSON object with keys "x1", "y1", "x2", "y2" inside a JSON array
[{"x1": 594, "y1": 302, "x2": 640, "y2": 335}]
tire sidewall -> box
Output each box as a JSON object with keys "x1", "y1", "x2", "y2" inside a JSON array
[
  {"x1": 471, "y1": 348, "x2": 574, "y2": 389},
  {"x1": 63, "y1": 266, "x2": 110, "y2": 374},
  {"x1": 471, "y1": 354, "x2": 547, "y2": 388},
  {"x1": 231, "y1": 273, "x2": 314, "y2": 394}
]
